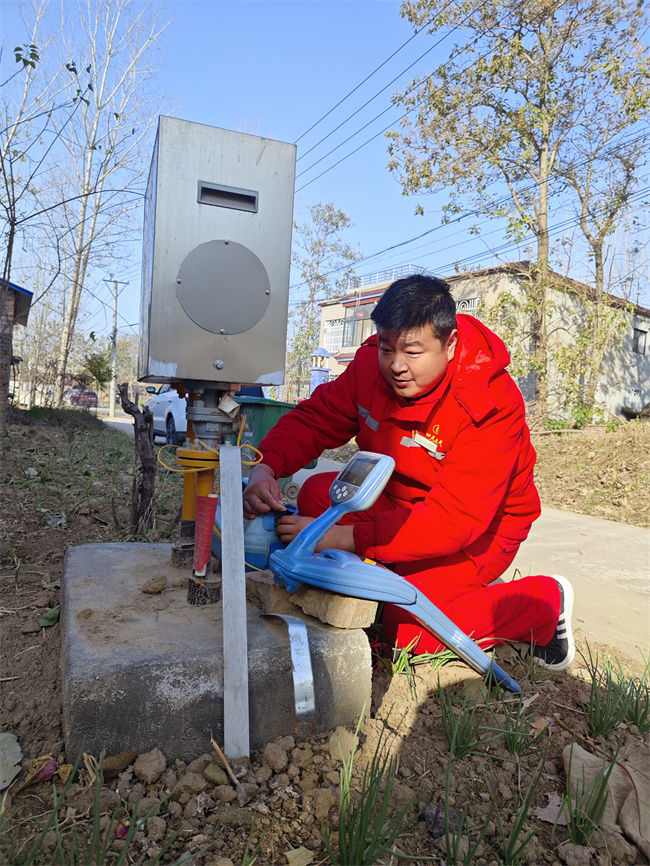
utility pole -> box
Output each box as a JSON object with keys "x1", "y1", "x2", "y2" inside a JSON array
[{"x1": 104, "y1": 278, "x2": 128, "y2": 419}]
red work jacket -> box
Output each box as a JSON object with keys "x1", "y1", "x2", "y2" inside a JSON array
[{"x1": 259, "y1": 314, "x2": 541, "y2": 564}]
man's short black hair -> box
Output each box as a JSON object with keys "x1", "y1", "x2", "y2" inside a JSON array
[{"x1": 371, "y1": 274, "x2": 457, "y2": 344}]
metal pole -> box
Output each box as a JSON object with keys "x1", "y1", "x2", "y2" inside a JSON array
[{"x1": 103, "y1": 278, "x2": 128, "y2": 419}]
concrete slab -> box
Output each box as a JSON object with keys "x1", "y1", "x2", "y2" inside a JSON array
[{"x1": 61, "y1": 543, "x2": 371, "y2": 762}]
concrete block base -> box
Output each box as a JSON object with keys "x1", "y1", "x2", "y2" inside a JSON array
[{"x1": 61, "y1": 543, "x2": 371, "y2": 762}]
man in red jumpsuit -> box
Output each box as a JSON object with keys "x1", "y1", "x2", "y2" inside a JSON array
[{"x1": 243, "y1": 275, "x2": 575, "y2": 671}]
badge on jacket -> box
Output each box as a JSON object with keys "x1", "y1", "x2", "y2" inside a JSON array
[{"x1": 400, "y1": 431, "x2": 446, "y2": 460}]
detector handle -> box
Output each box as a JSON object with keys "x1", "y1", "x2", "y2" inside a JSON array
[{"x1": 292, "y1": 452, "x2": 395, "y2": 555}]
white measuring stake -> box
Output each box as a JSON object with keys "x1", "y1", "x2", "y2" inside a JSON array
[{"x1": 219, "y1": 443, "x2": 250, "y2": 758}]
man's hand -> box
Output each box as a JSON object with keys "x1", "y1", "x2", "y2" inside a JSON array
[
  {"x1": 275, "y1": 514, "x2": 356, "y2": 553},
  {"x1": 243, "y1": 464, "x2": 286, "y2": 518}
]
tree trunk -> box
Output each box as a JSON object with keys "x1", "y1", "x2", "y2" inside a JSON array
[
  {"x1": 53, "y1": 187, "x2": 91, "y2": 406},
  {"x1": 0, "y1": 285, "x2": 14, "y2": 438},
  {"x1": 118, "y1": 382, "x2": 156, "y2": 533},
  {"x1": 529, "y1": 272, "x2": 549, "y2": 427},
  {"x1": 529, "y1": 129, "x2": 552, "y2": 426},
  {"x1": 0, "y1": 221, "x2": 17, "y2": 437},
  {"x1": 53, "y1": 177, "x2": 102, "y2": 406},
  {"x1": 584, "y1": 245, "x2": 606, "y2": 412}
]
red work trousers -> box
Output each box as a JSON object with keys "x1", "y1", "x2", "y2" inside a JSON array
[{"x1": 297, "y1": 472, "x2": 560, "y2": 654}]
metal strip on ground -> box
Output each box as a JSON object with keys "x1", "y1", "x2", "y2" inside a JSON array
[
  {"x1": 220, "y1": 444, "x2": 250, "y2": 758},
  {"x1": 262, "y1": 613, "x2": 316, "y2": 720}
]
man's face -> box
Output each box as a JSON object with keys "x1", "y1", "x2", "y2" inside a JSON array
[{"x1": 376, "y1": 324, "x2": 458, "y2": 399}]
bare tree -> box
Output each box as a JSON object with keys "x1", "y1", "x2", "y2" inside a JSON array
[
  {"x1": 561, "y1": 148, "x2": 649, "y2": 409},
  {"x1": 51, "y1": 0, "x2": 170, "y2": 406},
  {"x1": 610, "y1": 212, "x2": 650, "y2": 308},
  {"x1": 287, "y1": 203, "x2": 361, "y2": 399},
  {"x1": 0, "y1": 1, "x2": 92, "y2": 434},
  {"x1": 12, "y1": 265, "x2": 64, "y2": 407}
]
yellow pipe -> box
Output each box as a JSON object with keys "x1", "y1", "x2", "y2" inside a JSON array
[
  {"x1": 196, "y1": 467, "x2": 215, "y2": 498},
  {"x1": 177, "y1": 445, "x2": 219, "y2": 521},
  {"x1": 182, "y1": 472, "x2": 196, "y2": 522}
]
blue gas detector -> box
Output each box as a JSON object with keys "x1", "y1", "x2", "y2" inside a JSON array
[{"x1": 270, "y1": 451, "x2": 520, "y2": 693}]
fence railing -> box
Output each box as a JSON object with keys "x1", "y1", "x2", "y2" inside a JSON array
[{"x1": 347, "y1": 264, "x2": 427, "y2": 290}]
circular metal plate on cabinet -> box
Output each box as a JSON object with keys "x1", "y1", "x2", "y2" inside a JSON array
[{"x1": 176, "y1": 240, "x2": 271, "y2": 334}]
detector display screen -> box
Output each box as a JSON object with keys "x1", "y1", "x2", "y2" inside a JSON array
[{"x1": 337, "y1": 454, "x2": 381, "y2": 489}]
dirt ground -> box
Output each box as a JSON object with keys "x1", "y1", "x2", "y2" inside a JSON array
[{"x1": 0, "y1": 409, "x2": 648, "y2": 865}]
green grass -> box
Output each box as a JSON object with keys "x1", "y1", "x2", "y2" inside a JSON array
[
  {"x1": 0, "y1": 413, "x2": 183, "y2": 553},
  {"x1": 623, "y1": 674, "x2": 650, "y2": 732},
  {"x1": 488, "y1": 747, "x2": 547, "y2": 865},
  {"x1": 438, "y1": 676, "x2": 502, "y2": 759},
  {"x1": 444, "y1": 735, "x2": 493, "y2": 865},
  {"x1": 482, "y1": 694, "x2": 548, "y2": 757},
  {"x1": 619, "y1": 650, "x2": 650, "y2": 732},
  {"x1": 555, "y1": 743, "x2": 620, "y2": 847},
  {"x1": 390, "y1": 638, "x2": 458, "y2": 700},
  {"x1": 580, "y1": 645, "x2": 632, "y2": 738},
  {"x1": 323, "y1": 714, "x2": 421, "y2": 865}
]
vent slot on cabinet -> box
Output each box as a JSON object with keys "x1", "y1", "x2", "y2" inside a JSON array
[{"x1": 197, "y1": 181, "x2": 258, "y2": 213}]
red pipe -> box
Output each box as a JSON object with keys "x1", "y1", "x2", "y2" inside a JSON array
[{"x1": 193, "y1": 493, "x2": 218, "y2": 576}]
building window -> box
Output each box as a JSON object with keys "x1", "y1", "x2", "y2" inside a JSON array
[
  {"x1": 633, "y1": 329, "x2": 647, "y2": 355},
  {"x1": 323, "y1": 319, "x2": 344, "y2": 354},
  {"x1": 342, "y1": 302, "x2": 377, "y2": 348}
]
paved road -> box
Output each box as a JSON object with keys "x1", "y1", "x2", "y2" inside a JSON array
[
  {"x1": 102, "y1": 417, "x2": 649, "y2": 659},
  {"x1": 508, "y1": 507, "x2": 648, "y2": 660},
  {"x1": 101, "y1": 411, "x2": 144, "y2": 435}
]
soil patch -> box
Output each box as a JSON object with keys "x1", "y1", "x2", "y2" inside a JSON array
[{"x1": 1, "y1": 410, "x2": 648, "y2": 864}]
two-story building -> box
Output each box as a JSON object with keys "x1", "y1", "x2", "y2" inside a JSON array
[{"x1": 317, "y1": 262, "x2": 650, "y2": 420}]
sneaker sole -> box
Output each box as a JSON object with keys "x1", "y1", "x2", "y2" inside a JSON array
[{"x1": 534, "y1": 575, "x2": 575, "y2": 671}]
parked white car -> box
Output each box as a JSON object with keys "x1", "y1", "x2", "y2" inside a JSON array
[{"x1": 144, "y1": 384, "x2": 187, "y2": 445}]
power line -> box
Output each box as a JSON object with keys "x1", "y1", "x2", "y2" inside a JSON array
[
  {"x1": 289, "y1": 127, "x2": 650, "y2": 295},
  {"x1": 295, "y1": 30, "x2": 490, "y2": 185},
  {"x1": 103, "y1": 277, "x2": 129, "y2": 417},
  {"x1": 82, "y1": 282, "x2": 139, "y2": 337},
  {"x1": 294, "y1": 24, "x2": 650, "y2": 192},
  {"x1": 297, "y1": 0, "x2": 472, "y2": 162},
  {"x1": 371, "y1": 165, "x2": 650, "y2": 271},
  {"x1": 293, "y1": 10, "x2": 437, "y2": 145},
  {"x1": 287, "y1": 180, "x2": 650, "y2": 308},
  {"x1": 428, "y1": 188, "x2": 650, "y2": 276}
]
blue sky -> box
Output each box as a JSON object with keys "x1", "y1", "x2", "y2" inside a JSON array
[
  {"x1": 2, "y1": 0, "x2": 648, "y2": 337},
  {"x1": 2, "y1": 0, "x2": 497, "y2": 336},
  {"x1": 151, "y1": 0, "x2": 486, "y2": 324}
]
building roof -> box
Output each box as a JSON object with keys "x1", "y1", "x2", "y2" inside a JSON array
[
  {"x1": 331, "y1": 350, "x2": 356, "y2": 365},
  {"x1": 3, "y1": 280, "x2": 33, "y2": 326},
  {"x1": 319, "y1": 281, "x2": 392, "y2": 308},
  {"x1": 320, "y1": 261, "x2": 650, "y2": 319},
  {"x1": 448, "y1": 261, "x2": 650, "y2": 318}
]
